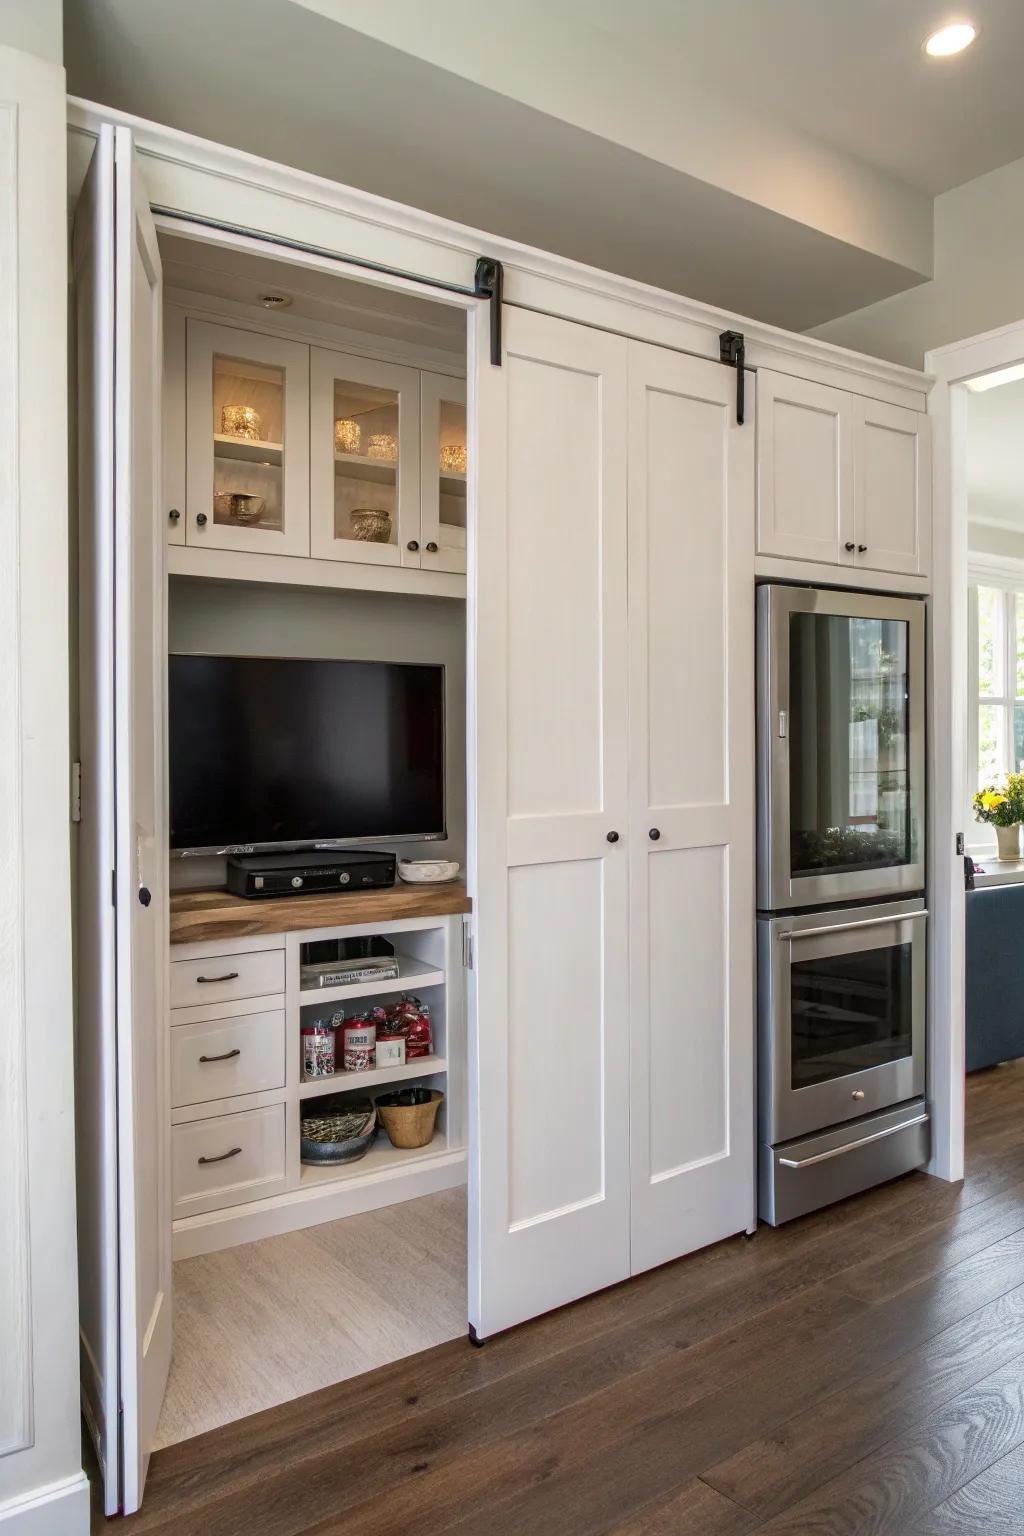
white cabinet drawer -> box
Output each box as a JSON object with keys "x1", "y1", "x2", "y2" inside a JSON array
[
  {"x1": 173, "y1": 1105, "x2": 286, "y2": 1217},
  {"x1": 170, "y1": 947, "x2": 284, "y2": 1009},
  {"x1": 171, "y1": 1009, "x2": 285, "y2": 1108}
]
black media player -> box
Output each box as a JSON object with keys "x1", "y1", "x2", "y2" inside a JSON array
[{"x1": 225, "y1": 849, "x2": 397, "y2": 900}]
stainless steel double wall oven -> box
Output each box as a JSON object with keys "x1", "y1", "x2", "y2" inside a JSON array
[{"x1": 756, "y1": 585, "x2": 929, "y2": 1224}]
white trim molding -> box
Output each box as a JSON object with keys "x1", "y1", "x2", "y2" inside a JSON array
[
  {"x1": 0, "y1": 1473, "x2": 90, "y2": 1536},
  {"x1": 0, "y1": 91, "x2": 32, "y2": 1465},
  {"x1": 927, "y1": 312, "x2": 1024, "y2": 1186},
  {"x1": 65, "y1": 97, "x2": 931, "y2": 412}
]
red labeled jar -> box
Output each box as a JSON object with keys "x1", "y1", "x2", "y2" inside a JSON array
[{"x1": 342, "y1": 1016, "x2": 376, "y2": 1072}]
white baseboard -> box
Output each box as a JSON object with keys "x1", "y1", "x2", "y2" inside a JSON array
[{"x1": 0, "y1": 1474, "x2": 90, "y2": 1536}]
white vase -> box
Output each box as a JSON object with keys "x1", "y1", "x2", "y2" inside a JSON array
[{"x1": 995, "y1": 823, "x2": 1021, "y2": 860}]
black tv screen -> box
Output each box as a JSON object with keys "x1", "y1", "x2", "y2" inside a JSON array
[{"x1": 169, "y1": 654, "x2": 445, "y2": 854}]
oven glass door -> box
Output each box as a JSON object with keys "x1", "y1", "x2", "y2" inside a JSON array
[
  {"x1": 791, "y1": 937, "x2": 912, "y2": 1090},
  {"x1": 762, "y1": 903, "x2": 926, "y2": 1145}
]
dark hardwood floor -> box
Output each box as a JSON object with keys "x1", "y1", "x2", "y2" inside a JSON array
[{"x1": 109, "y1": 1064, "x2": 1024, "y2": 1535}]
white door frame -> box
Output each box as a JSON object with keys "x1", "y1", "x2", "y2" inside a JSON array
[{"x1": 926, "y1": 316, "x2": 1024, "y2": 1183}]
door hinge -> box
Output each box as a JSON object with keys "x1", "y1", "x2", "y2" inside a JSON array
[
  {"x1": 474, "y1": 256, "x2": 504, "y2": 366},
  {"x1": 71, "y1": 761, "x2": 82, "y2": 823},
  {"x1": 956, "y1": 831, "x2": 965, "y2": 856},
  {"x1": 111, "y1": 869, "x2": 117, "y2": 907},
  {"x1": 462, "y1": 920, "x2": 474, "y2": 971},
  {"x1": 719, "y1": 329, "x2": 746, "y2": 425}
]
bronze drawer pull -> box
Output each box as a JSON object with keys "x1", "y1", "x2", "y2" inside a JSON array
[
  {"x1": 197, "y1": 1146, "x2": 242, "y2": 1166},
  {"x1": 196, "y1": 971, "x2": 239, "y2": 984},
  {"x1": 199, "y1": 1048, "x2": 241, "y2": 1063}
]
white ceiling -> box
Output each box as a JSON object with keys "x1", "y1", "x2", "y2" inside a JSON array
[
  {"x1": 65, "y1": 0, "x2": 1024, "y2": 334},
  {"x1": 968, "y1": 378, "x2": 1024, "y2": 529},
  {"x1": 560, "y1": 0, "x2": 1024, "y2": 197}
]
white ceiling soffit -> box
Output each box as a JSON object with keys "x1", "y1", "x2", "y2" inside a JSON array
[
  {"x1": 968, "y1": 378, "x2": 1024, "y2": 531},
  {"x1": 65, "y1": 0, "x2": 936, "y2": 331}
]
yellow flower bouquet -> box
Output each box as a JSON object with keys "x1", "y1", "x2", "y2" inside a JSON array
[
  {"x1": 974, "y1": 775, "x2": 1024, "y2": 828},
  {"x1": 974, "y1": 775, "x2": 1024, "y2": 858}
]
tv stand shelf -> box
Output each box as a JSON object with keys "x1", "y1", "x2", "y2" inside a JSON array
[{"x1": 169, "y1": 879, "x2": 471, "y2": 945}]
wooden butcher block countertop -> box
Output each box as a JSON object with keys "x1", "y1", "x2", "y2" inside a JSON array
[{"x1": 169, "y1": 880, "x2": 472, "y2": 945}]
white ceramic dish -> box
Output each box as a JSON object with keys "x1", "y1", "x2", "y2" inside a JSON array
[{"x1": 398, "y1": 859, "x2": 462, "y2": 884}]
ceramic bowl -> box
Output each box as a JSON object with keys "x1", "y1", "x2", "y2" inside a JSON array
[{"x1": 398, "y1": 859, "x2": 461, "y2": 884}]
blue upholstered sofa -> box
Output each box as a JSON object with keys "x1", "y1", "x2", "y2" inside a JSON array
[{"x1": 965, "y1": 882, "x2": 1024, "y2": 1072}]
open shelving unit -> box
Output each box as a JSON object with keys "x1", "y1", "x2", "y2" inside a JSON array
[
  {"x1": 299, "y1": 1053, "x2": 448, "y2": 1099},
  {"x1": 298, "y1": 1130, "x2": 449, "y2": 1186},
  {"x1": 298, "y1": 952, "x2": 444, "y2": 1009},
  {"x1": 168, "y1": 888, "x2": 469, "y2": 1257}
]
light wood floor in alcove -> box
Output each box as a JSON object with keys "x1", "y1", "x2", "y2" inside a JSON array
[{"x1": 155, "y1": 1186, "x2": 467, "y2": 1449}]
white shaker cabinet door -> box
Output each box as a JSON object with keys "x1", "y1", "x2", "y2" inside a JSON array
[
  {"x1": 627, "y1": 343, "x2": 756, "y2": 1275},
  {"x1": 756, "y1": 370, "x2": 854, "y2": 565},
  {"x1": 74, "y1": 124, "x2": 171, "y2": 1517},
  {"x1": 469, "y1": 305, "x2": 631, "y2": 1339},
  {"x1": 853, "y1": 397, "x2": 932, "y2": 577}
]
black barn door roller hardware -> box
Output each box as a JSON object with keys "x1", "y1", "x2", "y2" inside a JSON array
[
  {"x1": 475, "y1": 257, "x2": 504, "y2": 365},
  {"x1": 719, "y1": 329, "x2": 746, "y2": 424}
]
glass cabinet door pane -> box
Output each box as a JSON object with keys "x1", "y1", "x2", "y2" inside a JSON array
[
  {"x1": 212, "y1": 354, "x2": 285, "y2": 533},
  {"x1": 331, "y1": 377, "x2": 400, "y2": 550},
  {"x1": 789, "y1": 613, "x2": 911, "y2": 879},
  {"x1": 437, "y1": 394, "x2": 467, "y2": 544},
  {"x1": 310, "y1": 349, "x2": 419, "y2": 566},
  {"x1": 420, "y1": 371, "x2": 467, "y2": 574},
  {"x1": 186, "y1": 320, "x2": 309, "y2": 556}
]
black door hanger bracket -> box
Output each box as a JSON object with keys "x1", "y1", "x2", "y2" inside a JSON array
[
  {"x1": 719, "y1": 329, "x2": 746, "y2": 424},
  {"x1": 475, "y1": 257, "x2": 504, "y2": 366}
]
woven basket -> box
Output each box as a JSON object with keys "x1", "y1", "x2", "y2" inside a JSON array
[{"x1": 375, "y1": 1088, "x2": 443, "y2": 1149}]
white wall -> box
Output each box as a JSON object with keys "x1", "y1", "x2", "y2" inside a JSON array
[
  {"x1": 812, "y1": 154, "x2": 1024, "y2": 368},
  {"x1": 167, "y1": 578, "x2": 467, "y2": 888},
  {"x1": 0, "y1": 12, "x2": 89, "y2": 1535}
]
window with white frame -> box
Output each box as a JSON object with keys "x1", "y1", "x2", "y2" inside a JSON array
[{"x1": 969, "y1": 573, "x2": 1024, "y2": 809}]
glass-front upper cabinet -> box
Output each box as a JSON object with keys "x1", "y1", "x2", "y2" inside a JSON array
[
  {"x1": 420, "y1": 372, "x2": 467, "y2": 575},
  {"x1": 185, "y1": 321, "x2": 310, "y2": 556},
  {"x1": 310, "y1": 347, "x2": 421, "y2": 566}
]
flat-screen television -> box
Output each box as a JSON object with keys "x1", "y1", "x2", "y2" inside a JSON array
[{"x1": 169, "y1": 654, "x2": 446, "y2": 855}]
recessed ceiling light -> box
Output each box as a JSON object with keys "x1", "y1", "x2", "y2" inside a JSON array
[
  {"x1": 966, "y1": 363, "x2": 1024, "y2": 392},
  {"x1": 924, "y1": 21, "x2": 978, "y2": 56},
  {"x1": 259, "y1": 291, "x2": 292, "y2": 309}
]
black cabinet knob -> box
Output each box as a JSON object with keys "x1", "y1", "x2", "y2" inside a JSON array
[
  {"x1": 138, "y1": 886, "x2": 152, "y2": 907},
  {"x1": 407, "y1": 539, "x2": 419, "y2": 552},
  {"x1": 425, "y1": 542, "x2": 438, "y2": 553},
  {"x1": 606, "y1": 830, "x2": 620, "y2": 844},
  {"x1": 857, "y1": 544, "x2": 867, "y2": 553},
  {"x1": 844, "y1": 541, "x2": 855, "y2": 552},
  {"x1": 168, "y1": 508, "x2": 181, "y2": 523},
  {"x1": 649, "y1": 828, "x2": 661, "y2": 841},
  {"x1": 196, "y1": 512, "x2": 208, "y2": 527}
]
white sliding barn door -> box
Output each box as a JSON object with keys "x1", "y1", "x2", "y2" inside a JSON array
[
  {"x1": 75, "y1": 125, "x2": 170, "y2": 1515},
  {"x1": 626, "y1": 345, "x2": 756, "y2": 1273},
  {"x1": 469, "y1": 306, "x2": 631, "y2": 1338}
]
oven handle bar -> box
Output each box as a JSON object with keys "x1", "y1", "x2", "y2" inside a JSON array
[
  {"x1": 778, "y1": 1113, "x2": 928, "y2": 1169},
  {"x1": 777, "y1": 910, "x2": 928, "y2": 942}
]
